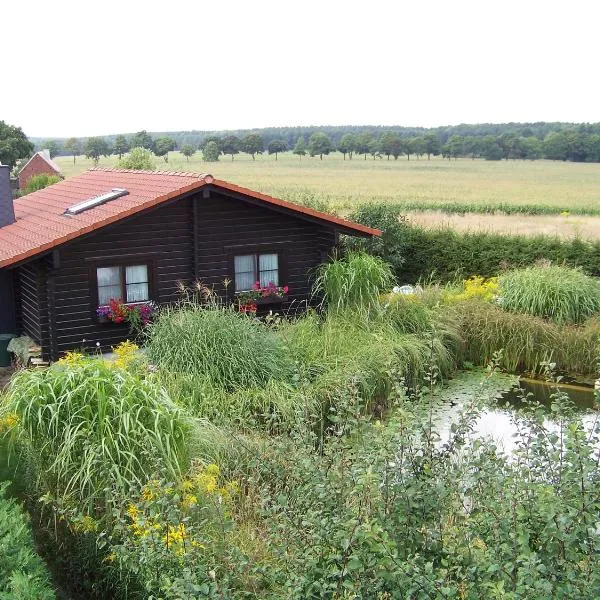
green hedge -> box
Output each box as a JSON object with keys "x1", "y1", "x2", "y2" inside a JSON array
[
  {"x1": 0, "y1": 482, "x2": 55, "y2": 599},
  {"x1": 347, "y1": 204, "x2": 600, "y2": 283}
]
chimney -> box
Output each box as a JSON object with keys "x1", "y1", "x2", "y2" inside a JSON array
[{"x1": 0, "y1": 163, "x2": 15, "y2": 227}]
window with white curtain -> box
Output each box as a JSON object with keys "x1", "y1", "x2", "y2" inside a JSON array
[
  {"x1": 234, "y1": 253, "x2": 279, "y2": 291},
  {"x1": 96, "y1": 264, "x2": 150, "y2": 305}
]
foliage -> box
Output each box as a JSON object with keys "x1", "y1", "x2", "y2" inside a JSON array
[
  {"x1": 307, "y1": 132, "x2": 332, "y2": 159},
  {"x1": 153, "y1": 136, "x2": 176, "y2": 162},
  {"x1": 0, "y1": 482, "x2": 55, "y2": 599},
  {"x1": 113, "y1": 135, "x2": 129, "y2": 159},
  {"x1": 21, "y1": 173, "x2": 61, "y2": 195},
  {"x1": 129, "y1": 130, "x2": 154, "y2": 150},
  {"x1": 202, "y1": 141, "x2": 220, "y2": 162},
  {"x1": 63, "y1": 137, "x2": 81, "y2": 164},
  {"x1": 451, "y1": 298, "x2": 600, "y2": 374},
  {"x1": 313, "y1": 251, "x2": 396, "y2": 314},
  {"x1": 3, "y1": 356, "x2": 189, "y2": 518},
  {"x1": 84, "y1": 136, "x2": 110, "y2": 165},
  {"x1": 267, "y1": 139, "x2": 287, "y2": 159},
  {"x1": 96, "y1": 298, "x2": 157, "y2": 331},
  {"x1": 499, "y1": 265, "x2": 600, "y2": 324},
  {"x1": 117, "y1": 147, "x2": 156, "y2": 170},
  {"x1": 348, "y1": 203, "x2": 600, "y2": 283},
  {"x1": 338, "y1": 133, "x2": 355, "y2": 159},
  {"x1": 180, "y1": 144, "x2": 196, "y2": 161},
  {"x1": 444, "y1": 275, "x2": 499, "y2": 303},
  {"x1": 41, "y1": 139, "x2": 61, "y2": 158},
  {"x1": 240, "y1": 134, "x2": 264, "y2": 160},
  {"x1": 292, "y1": 135, "x2": 306, "y2": 157},
  {"x1": 220, "y1": 135, "x2": 240, "y2": 160},
  {"x1": 146, "y1": 305, "x2": 293, "y2": 393},
  {"x1": 0, "y1": 120, "x2": 34, "y2": 169}
]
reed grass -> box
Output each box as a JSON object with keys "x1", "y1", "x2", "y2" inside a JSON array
[
  {"x1": 3, "y1": 358, "x2": 189, "y2": 515},
  {"x1": 452, "y1": 299, "x2": 600, "y2": 375},
  {"x1": 498, "y1": 265, "x2": 600, "y2": 324},
  {"x1": 313, "y1": 252, "x2": 396, "y2": 314},
  {"x1": 146, "y1": 305, "x2": 293, "y2": 392}
]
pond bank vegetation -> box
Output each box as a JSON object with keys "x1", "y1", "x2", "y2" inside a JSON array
[{"x1": 1, "y1": 254, "x2": 600, "y2": 598}]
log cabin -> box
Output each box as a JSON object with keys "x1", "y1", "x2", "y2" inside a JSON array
[{"x1": 0, "y1": 166, "x2": 380, "y2": 360}]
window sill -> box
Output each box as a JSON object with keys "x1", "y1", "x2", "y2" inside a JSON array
[{"x1": 236, "y1": 295, "x2": 285, "y2": 306}]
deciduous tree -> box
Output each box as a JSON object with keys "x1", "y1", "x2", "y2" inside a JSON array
[
  {"x1": 354, "y1": 133, "x2": 373, "y2": 160},
  {"x1": 63, "y1": 137, "x2": 81, "y2": 165},
  {"x1": 241, "y1": 134, "x2": 264, "y2": 160},
  {"x1": 113, "y1": 135, "x2": 130, "y2": 160},
  {"x1": 267, "y1": 139, "x2": 287, "y2": 160},
  {"x1": 42, "y1": 140, "x2": 62, "y2": 158},
  {"x1": 308, "y1": 132, "x2": 333, "y2": 160},
  {"x1": 117, "y1": 147, "x2": 156, "y2": 170},
  {"x1": 130, "y1": 130, "x2": 154, "y2": 150},
  {"x1": 84, "y1": 137, "x2": 110, "y2": 165},
  {"x1": 338, "y1": 134, "x2": 356, "y2": 160},
  {"x1": 181, "y1": 144, "x2": 195, "y2": 161},
  {"x1": 0, "y1": 121, "x2": 34, "y2": 169},
  {"x1": 221, "y1": 135, "x2": 241, "y2": 161},
  {"x1": 379, "y1": 132, "x2": 402, "y2": 160},
  {"x1": 202, "y1": 141, "x2": 220, "y2": 162},
  {"x1": 293, "y1": 136, "x2": 307, "y2": 158},
  {"x1": 153, "y1": 137, "x2": 176, "y2": 162},
  {"x1": 423, "y1": 133, "x2": 441, "y2": 160}
]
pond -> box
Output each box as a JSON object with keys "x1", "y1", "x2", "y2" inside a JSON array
[{"x1": 429, "y1": 370, "x2": 599, "y2": 454}]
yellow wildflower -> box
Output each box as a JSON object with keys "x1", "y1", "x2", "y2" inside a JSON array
[
  {"x1": 205, "y1": 464, "x2": 220, "y2": 477},
  {"x1": 141, "y1": 486, "x2": 154, "y2": 502},
  {"x1": 182, "y1": 494, "x2": 198, "y2": 509},
  {"x1": 73, "y1": 515, "x2": 97, "y2": 533},
  {"x1": 112, "y1": 340, "x2": 139, "y2": 369},
  {"x1": 163, "y1": 523, "x2": 186, "y2": 547},
  {"x1": 126, "y1": 504, "x2": 139, "y2": 521},
  {"x1": 0, "y1": 413, "x2": 19, "y2": 432},
  {"x1": 196, "y1": 473, "x2": 217, "y2": 494},
  {"x1": 472, "y1": 537, "x2": 487, "y2": 550},
  {"x1": 105, "y1": 552, "x2": 117, "y2": 563},
  {"x1": 58, "y1": 351, "x2": 85, "y2": 366},
  {"x1": 181, "y1": 479, "x2": 194, "y2": 492}
]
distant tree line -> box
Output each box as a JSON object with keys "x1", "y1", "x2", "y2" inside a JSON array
[{"x1": 27, "y1": 122, "x2": 600, "y2": 164}]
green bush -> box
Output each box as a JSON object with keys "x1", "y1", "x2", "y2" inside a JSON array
[
  {"x1": 21, "y1": 173, "x2": 61, "y2": 195},
  {"x1": 147, "y1": 305, "x2": 293, "y2": 392},
  {"x1": 0, "y1": 482, "x2": 55, "y2": 599},
  {"x1": 3, "y1": 356, "x2": 189, "y2": 517},
  {"x1": 498, "y1": 265, "x2": 600, "y2": 324},
  {"x1": 347, "y1": 204, "x2": 600, "y2": 283}
]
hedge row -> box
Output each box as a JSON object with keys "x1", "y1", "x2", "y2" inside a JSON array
[
  {"x1": 0, "y1": 482, "x2": 55, "y2": 599},
  {"x1": 347, "y1": 204, "x2": 600, "y2": 283}
]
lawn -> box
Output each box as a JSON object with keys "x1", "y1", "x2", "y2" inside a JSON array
[{"x1": 55, "y1": 151, "x2": 600, "y2": 216}]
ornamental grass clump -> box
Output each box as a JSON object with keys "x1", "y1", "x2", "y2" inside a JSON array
[
  {"x1": 146, "y1": 305, "x2": 293, "y2": 392},
  {"x1": 498, "y1": 265, "x2": 600, "y2": 325},
  {"x1": 313, "y1": 251, "x2": 396, "y2": 315},
  {"x1": 2, "y1": 354, "x2": 189, "y2": 516}
]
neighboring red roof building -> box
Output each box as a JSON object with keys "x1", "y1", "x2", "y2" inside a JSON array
[{"x1": 18, "y1": 150, "x2": 62, "y2": 189}]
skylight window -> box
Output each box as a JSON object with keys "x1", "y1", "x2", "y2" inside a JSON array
[{"x1": 64, "y1": 188, "x2": 129, "y2": 215}]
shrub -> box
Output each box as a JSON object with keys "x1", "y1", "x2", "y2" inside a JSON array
[
  {"x1": 347, "y1": 204, "x2": 600, "y2": 283},
  {"x1": 498, "y1": 265, "x2": 600, "y2": 324},
  {"x1": 21, "y1": 173, "x2": 61, "y2": 195},
  {"x1": 0, "y1": 482, "x2": 55, "y2": 599},
  {"x1": 116, "y1": 147, "x2": 156, "y2": 170},
  {"x1": 313, "y1": 251, "x2": 396, "y2": 314},
  {"x1": 146, "y1": 305, "x2": 293, "y2": 392},
  {"x1": 3, "y1": 355, "x2": 189, "y2": 517}
]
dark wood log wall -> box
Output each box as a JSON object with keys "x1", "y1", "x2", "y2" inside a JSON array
[{"x1": 8, "y1": 188, "x2": 337, "y2": 359}]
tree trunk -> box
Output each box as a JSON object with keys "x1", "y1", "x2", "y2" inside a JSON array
[
  {"x1": 364, "y1": 153, "x2": 367, "y2": 160},
  {"x1": 73, "y1": 155, "x2": 76, "y2": 165},
  {"x1": 275, "y1": 153, "x2": 278, "y2": 160},
  {"x1": 407, "y1": 153, "x2": 410, "y2": 161},
  {"x1": 427, "y1": 153, "x2": 431, "y2": 160},
  {"x1": 320, "y1": 154, "x2": 323, "y2": 160}
]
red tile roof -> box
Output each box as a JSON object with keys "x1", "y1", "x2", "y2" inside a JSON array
[{"x1": 0, "y1": 168, "x2": 380, "y2": 268}]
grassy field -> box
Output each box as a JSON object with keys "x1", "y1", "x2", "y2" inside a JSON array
[{"x1": 55, "y1": 151, "x2": 600, "y2": 210}]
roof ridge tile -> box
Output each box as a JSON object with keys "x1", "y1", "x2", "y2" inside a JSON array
[{"x1": 88, "y1": 167, "x2": 210, "y2": 179}]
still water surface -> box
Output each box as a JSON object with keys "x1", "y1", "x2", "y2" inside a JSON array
[{"x1": 431, "y1": 370, "x2": 599, "y2": 454}]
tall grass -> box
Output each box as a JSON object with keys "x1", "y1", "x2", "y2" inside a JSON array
[
  {"x1": 313, "y1": 251, "x2": 396, "y2": 314},
  {"x1": 146, "y1": 305, "x2": 293, "y2": 392},
  {"x1": 452, "y1": 299, "x2": 600, "y2": 375},
  {"x1": 3, "y1": 358, "x2": 189, "y2": 515},
  {"x1": 498, "y1": 265, "x2": 600, "y2": 324}
]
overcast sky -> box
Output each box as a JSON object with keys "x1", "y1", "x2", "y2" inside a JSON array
[{"x1": 2, "y1": 0, "x2": 598, "y2": 138}]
